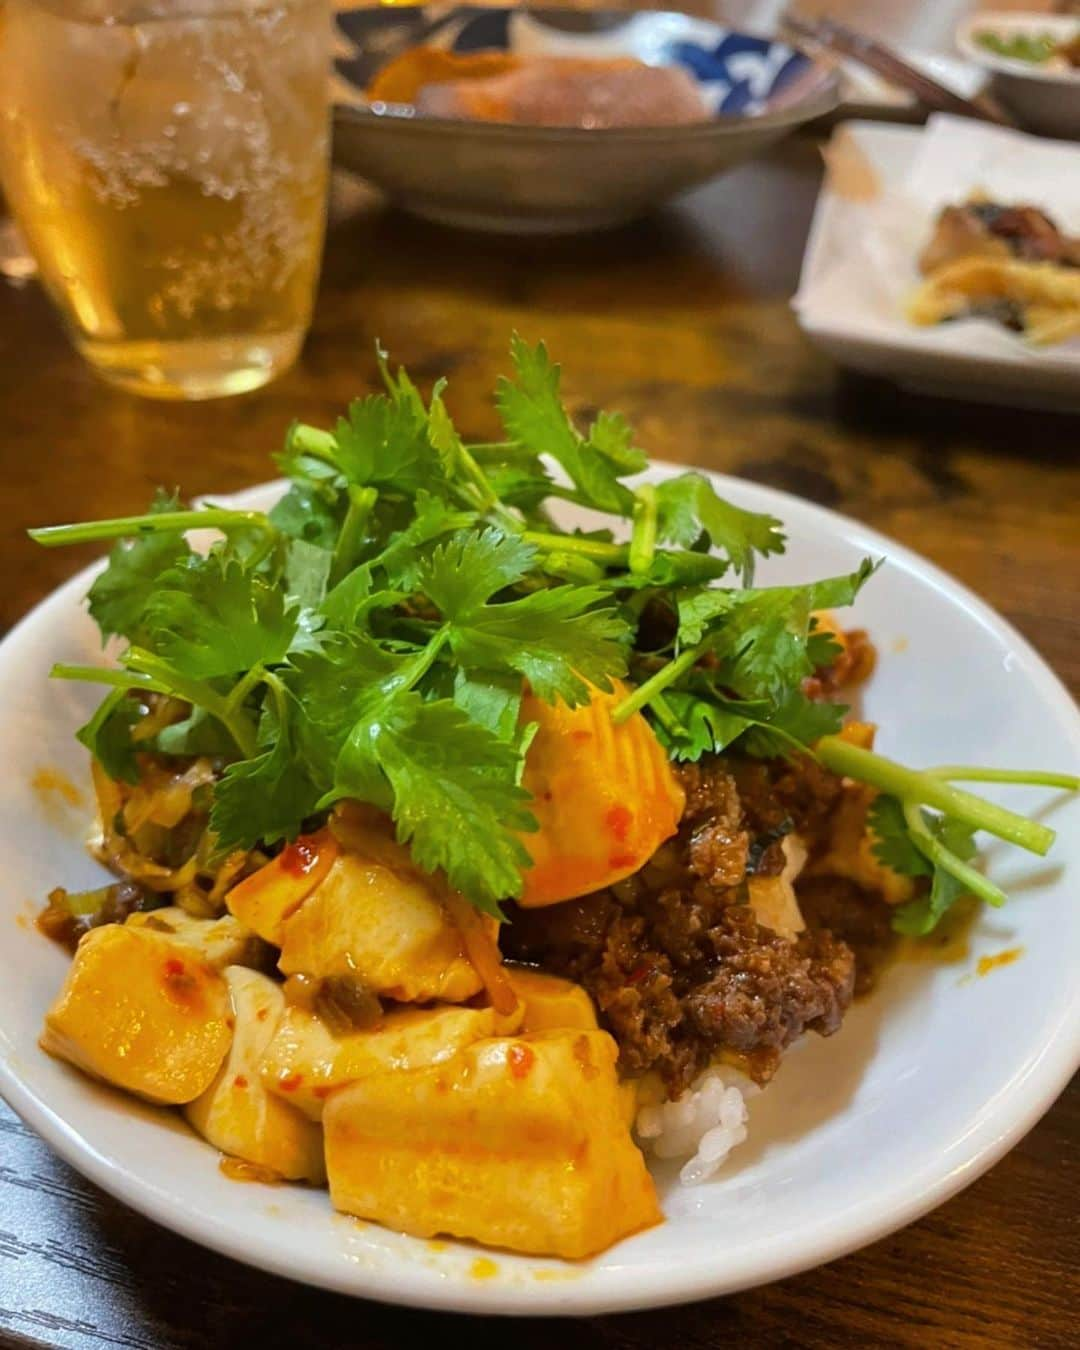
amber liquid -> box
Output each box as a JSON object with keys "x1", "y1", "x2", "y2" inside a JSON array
[{"x1": 0, "y1": 0, "x2": 330, "y2": 398}]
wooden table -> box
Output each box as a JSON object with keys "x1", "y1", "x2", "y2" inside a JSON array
[{"x1": 1, "y1": 143, "x2": 1077, "y2": 1349}]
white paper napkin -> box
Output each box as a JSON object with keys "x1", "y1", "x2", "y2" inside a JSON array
[{"x1": 794, "y1": 114, "x2": 1080, "y2": 364}]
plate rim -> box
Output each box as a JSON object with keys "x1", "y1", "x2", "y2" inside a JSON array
[{"x1": 1, "y1": 464, "x2": 1078, "y2": 1315}]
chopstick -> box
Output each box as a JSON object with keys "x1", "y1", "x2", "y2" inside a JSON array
[{"x1": 781, "y1": 14, "x2": 1020, "y2": 128}]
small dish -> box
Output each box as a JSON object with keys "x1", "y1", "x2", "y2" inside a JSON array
[
  {"x1": 1, "y1": 469, "x2": 1078, "y2": 1313},
  {"x1": 331, "y1": 7, "x2": 839, "y2": 233},
  {"x1": 794, "y1": 118, "x2": 1080, "y2": 411},
  {"x1": 955, "y1": 11, "x2": 1080, "y2": 139}
]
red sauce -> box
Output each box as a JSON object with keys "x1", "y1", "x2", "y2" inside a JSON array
[
  {"x1": 277, "y1": 1072, "x2": 303, "y2": 1093},
  {"x1": 508, "y1": 1043, "x2": 535, "y2": 1080},
  {"x1": 233, "y1": 1074, "x2": 249, "y2": 1090},
  {"x1": 313, "y1": 1085, "x2": 333, "y2": 1100},
  {"x1": 279, "y1": 836, "x2": 320, "y2": 877},
  {"x1": 605, "y1": 804, "x2": 633, "y2": 843},
  {"x1": 608, "y1": 852, "x2": 637, "y2": 870},
  {"x1": 161, "y1": 958, "x2": 201, "y2": 1006},
  {"x1": 571, "y1": 730, "x2": 592, "y2": 743}
]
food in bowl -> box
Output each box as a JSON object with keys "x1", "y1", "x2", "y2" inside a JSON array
[
  {"x1": 909, "y1": 197, "x2": 1080, "y2": 344},
  {"x1": 974, "y1": 27, "x2": 1080, "y2": 72},
  {"x1": 367, "y1": 48, "x2": 711, "y2": 127},
  {"x1": 28, "y1": 340, "x2": 1076, "y2": 1258}
]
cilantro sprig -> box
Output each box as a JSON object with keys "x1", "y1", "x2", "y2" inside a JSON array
[{"x1": 29, "y1": 337, "x2": 1078, "y2": 923}]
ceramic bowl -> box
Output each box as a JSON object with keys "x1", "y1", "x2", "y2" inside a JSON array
[
  {"x1": 2, "y1": 470, "x2": 1079, "y2": 1312},
  {"x1": 331, "y1": 7, "x2": 840, "y2": 233},
  {"x1": 955, "y1": 12, "x2": 1080, "y2": 140}
]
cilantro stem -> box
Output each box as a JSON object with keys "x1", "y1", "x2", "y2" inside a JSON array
[
  {"x1": 393, "y1": 626, "x2": 450, "y2": 694},
  {"x1": 331, "y1": 486, "x2": 378, "y2": 587},
  {"x1": 523, "y1": 531, "x2": 627, "y2": 563},
  {"x1": 928, "y1": 766, "x2": 1080, "y2": 790},
  {"x1": 28, "y1": 509, "x2": 274, "y2": 548},
  {"x1": 123, "y1": 649, "x2": 258, "y2": 759},
  {"x1": 647, "y1": 691, "x2": 687, "y2": 738},
  {"x1": 287, "y1": 424, "x2": 338, "y2": 463},
  {"x1": 612, "y1": 641, "x2": 708, "y2": 724},
  {"x1": 50, "y1": 663, "x2": 166, "y2": 693},
  {"x1": 816, "y1": 736, "x2": 1060, "y2": 856},
  {"x1": 224, "y1": 663, "x2": 267, "y2": 717},
  {"x1": 902, "y1": 800, "x2": 1007, "y2": 908},
  {"x1": 629, "y1": 484, "x2": 659, "y2": 576}
]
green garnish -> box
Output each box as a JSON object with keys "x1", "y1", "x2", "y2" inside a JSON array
[
  {"x1": 29, "y1": 338, "x2": 1077, "y2": 925},
  {"x1": 974, "y1": 30, "x2": 1062, "y2": 64}
]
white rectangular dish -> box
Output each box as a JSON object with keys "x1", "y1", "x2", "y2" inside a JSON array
[{"x1": 793, "y1": 117, "x2": 1080, "y2": 412}]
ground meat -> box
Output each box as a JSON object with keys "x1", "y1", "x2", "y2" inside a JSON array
[
  {"x1": 676, "y1": 761, "x2": 748, "y2": 887},
  {"x1": 798, "y1": 874, "x2": 897, "y2": 996},
  {"x1": 685, "y1": 908, "x2": 853, "y2": 1071},
  {"x1": 503, "y1": 753, "x2": 870, "y2": 1095}
]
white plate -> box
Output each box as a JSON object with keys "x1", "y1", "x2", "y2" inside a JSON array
[
  {"x1": 1, "y1": 468, "x2": 1078, "y2": 1315},
  {"x1": 794, "y1": 119, "x2": 1080, "y2": 412}
]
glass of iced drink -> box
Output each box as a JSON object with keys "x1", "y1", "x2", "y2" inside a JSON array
[{"x1": 0, "y1": 0, "x2": 330, "y2": 398}]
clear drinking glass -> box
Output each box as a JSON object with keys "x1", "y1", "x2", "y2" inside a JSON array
[{"x1": 0, "y1": 0, "x2": 330, "y2": 399}]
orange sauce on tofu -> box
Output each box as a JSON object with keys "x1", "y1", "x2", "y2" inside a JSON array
[
  {"x1": 976, "y1": 947, "x2": 1023, "y2": 977},
  {"x1": 278, "y1": 829, "x2": 332, "y2": 877},
  {"x1": 219, "y1": 1157, "x2": 282, "y2": 1185},
  {"x1": 508, "y1": 1043, "x2": 535, "y2": 1080},
  {"x1": 160, "y1": 957, "x2": 212, "y2": 1011}
]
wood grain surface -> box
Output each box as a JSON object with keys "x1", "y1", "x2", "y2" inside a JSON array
[{"x1": 0, "y1": 143, "x2": 1077, "y2": 1349}]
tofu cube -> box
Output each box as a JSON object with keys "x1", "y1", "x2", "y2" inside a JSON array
[
  {"x1": 504, "y1": 966, "x2": 597, "y2": 1032},
  {"x1": 185, "y1": 968, "x2": 325, "y2": 1183},
  {"x1": 126, "y1": 907, "x2": 269, "y2": 971},
  {"x1": 278, "y1": 852, "x2": 481, "y2": 1003},
  {"x1": 261, "y1": 1002, "x2": 520, "y2": 1121},
  {"x1": 225, "y1": 829, "x2": 339, "y2": 946},
  {"x1": 41, "y1": 924, "x2": 232, "y2": 1105},
  {"x1": 323, "y1": 1029, "x2": 661, "y2": 1259}
]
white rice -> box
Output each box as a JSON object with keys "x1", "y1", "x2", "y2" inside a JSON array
[{"x1": 635, "y1": 1065, "x2": 758, "y2": 1186}]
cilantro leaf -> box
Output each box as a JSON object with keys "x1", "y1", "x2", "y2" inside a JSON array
[
  {"x1": 145, "y1": 555, "x2": 299, "y2": 680},
  {"x1": 153, "y1": 705, "x2": 237, "y2": 758},
  {"x1": 420, "y1": 529, "x2": 630, "y2": 705},
  {"x1": 453, "y1": 668, "x2": 524, "y2": 742},
  {"x1": 447, "y1": 587, "x2": 629, "y2": 706},
  {"x1": 284, "y1": 538, "x2": 333, "y2": 610},
  {"x1": 892, "y1": 814, "x2": 977, "y2": 937},
  {"x1": 653, "y1": 692, "x2": 755, "y2": 762},
  {"x1": 76, "y1": 689, "x2": 141, "y2": 784},
  {"x1": 332, "y1": 394, "x2": 442, "y2": 497},
  {"x1": 869, "y1": 794, "x2": 930, "y2": 877},
  {"x1": 870, "y1": 795, "x2": 978, "y2": 937},
  {"x1": 332, "y1": 691, "x2": 534, "y2": 916},
  {"x1": 86, "y1": 491, "x2": 191, "y2": 643},
  {"x1": 676, "y1": 561, "x2": 877, "y2": 697},
  {"x1": 496, "y1": 336, "x2": 635, "y2": 515},
  {"x1": 268, "y1": 480, "x2": 341, "y2": 549},
  {"x1": 288, "y1": 634, "x2": 406, "y2": 788},
  {"x1": 586, "y1": 410, "x2": 647, "y2": 474},
  {"x1": 419, "y1": 528, "x2": 535, "y2": 615},
  {"x1": 656, "y1": 473, "x2": 785, "y2": 585},
  {"x1": 210, "y1": 689, "x2": 321, "y2": 851},
  {"x1": 738, "y1": 690, "x2": 846, "y2": 758}
]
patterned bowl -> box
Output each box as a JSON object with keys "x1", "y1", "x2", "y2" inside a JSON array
[{"x1": 332, "y1": 7, "x2": 840, "y2": 233}]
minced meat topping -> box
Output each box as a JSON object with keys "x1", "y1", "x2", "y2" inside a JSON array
[{"x1": 503, "y1": 755, "x2": 893, "y2": 1095}]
